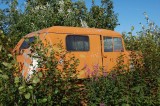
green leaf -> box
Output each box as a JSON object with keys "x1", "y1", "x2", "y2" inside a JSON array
[
  {"x1": 33, "y1": 76, "x2": 40, "y2": 84},
  {"x1": 113, "y1": 87, "x2": 118, "y2": 92},
  {"x1": 2, "y1": 62, "x2": 8, "y2": 66},
  {"x1": 132, "y1": 86, "x2": 141, "y2": 93},
  {"x1": 131, "y1": 26, "x2": 134, "y2": 31},
  {"x1": 0, "y1": 87, "x2": 4, "y2": 92},
  {"x1": 42, "y1": 98, "x2": 47, "y2": 103},
  {"x1": 14, "y1": 77, "x2": 19, "y2": 83},
  {"x1": 62, "y1": 97, "x2": 68, "y2": 103},
  {"x1": 25, "y1": 38, "x2": 29, "y2": 42},
  {"x1": 7, "y1": 54, "x2": 12, "y2": 57},
  {"x1": 0, "y1": 69, "x2": 2, "y2": 73},
  {"x1": 25, "y1": 93, "x2": 30, "y2": 99},
  {"x1": 28, "y1": 85, "x2": 33, "y2": 90},
  {"x1": 18, "y1": 86, "x2": 24, "y2": 90},
  {"x1": 38, "y1": 72, "x2": 43, "y2": 78},
  {"x1": 46, "y1": 63, "x2": 51, "y2": 68},
  {"x1": 0, "y1": 30, "x2": 3, "y2": 33},
  {"x1": 2, "y1": 62, "x2": 12, "y2": 69},
  {"x1": 18, "y1": 86, "x2": 26, "y2": 94},
  {"x1": 0, "y1": 45, "x2": 2, "y2": 51},
  {"x1": 1, "y1": 75, "x2": 9, "y2": 80},
  {"x1": 122, "y1": 103, "x2": 130, "y2": 106},
  {"x1": 55, "y1": 88, "x2": 59, "y2": 94}
]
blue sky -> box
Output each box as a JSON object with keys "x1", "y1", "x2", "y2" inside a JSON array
[
  {"x1": 86, "y1": 0, "x2": 160, "y2": 34},
  {"x1": 1, "y1": 0, "x2": 160, "y2": 34}
]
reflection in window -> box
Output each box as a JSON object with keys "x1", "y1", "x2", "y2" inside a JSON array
[
  {"x1": 19, "y1": 37, "x2": 35, "y2": 50},
  {"x1": 113, "y1": 38, "x2": 124, "y2": 52},
  {"x1": 66, "y1": 35, "x2": 89, "y2": 51},
  {"x1": 104, "y1": 37, "x2": 113, "y2": 52}
]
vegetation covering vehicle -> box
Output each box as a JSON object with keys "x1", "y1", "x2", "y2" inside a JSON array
[
  {"x1": 1, "y1": 0, "x2": 160, "y2": 105},
  {"x1": 13, "y1": 26, "x2": 130, "y2": 80}
]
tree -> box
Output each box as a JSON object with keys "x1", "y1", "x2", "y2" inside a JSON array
[
  {"x1": 0, "y1": 9, "x2": 4, "y2": 30},
  {"x1": 87, "y1": 0, "x2": 118, "y2": 30},
  {"x1": 1, "y1": 0, "x2": 118, "y2": 45}
]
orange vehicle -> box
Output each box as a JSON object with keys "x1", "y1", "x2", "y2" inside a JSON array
[{"x1": 13, "y1": 26, "x2": 130, "y2": 80}]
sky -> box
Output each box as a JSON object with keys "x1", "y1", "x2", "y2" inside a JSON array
[
  {"x1": 0, "y1": 0, "x2": 160, "y2": 34},
  {"x1": 86, "y1": 0, "x2": 160, "y2": 34}
]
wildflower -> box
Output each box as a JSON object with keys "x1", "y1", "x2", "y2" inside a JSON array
[
  {"x1": 95, "y1": 77, "x2": 98, "y2": 81},
  {"x1": 100, "y1": 103, "x2": 105, "y2": 106},
  {"x1": 93, "y1": 64, "x2": 99, "y2": 71},
  {"x1": 85, "y1": 67, "x2": 91, "y2": 77},
  {"x1": 103, "y1": 71, "x2": 107, "y2": 77},
  {"x1": 93, "y1": 64, "x2": 99, "y2": 76},
  {"x1": 111, "y1": 73, "x2": 116, "y2": 80}
]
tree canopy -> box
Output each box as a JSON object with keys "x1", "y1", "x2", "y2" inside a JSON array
[{"x1": 0, "y1": 0, "x2": 118, "y2": 45}]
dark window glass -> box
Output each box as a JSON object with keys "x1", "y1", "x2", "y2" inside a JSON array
[
  {"x1": 66, "y1": 35, "x2": 89, "y2": 51},
  {"x1": 20, "y1": 37, "x2": 35, "y2": 50},
  {"x1": 104, "y1": 37, "x2": 113, "y2": 52},
  {"x1": 113, "y1": 37, "x2": 124, "y2": 52}
]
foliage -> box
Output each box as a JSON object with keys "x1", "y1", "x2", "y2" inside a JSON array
[
  {"x1": 0, "y1": 32, "x2": 83, "y2": 105},
  {"x1": 0, "y1": 0, "x2": 118, "y2": 105},
  {"x1": 1, "y1": 0, "x2": 160, "y2": 105},
  {"x1": 87, "y1": 0, "x2": 118, "y2": 29},
  {"x1": 123, "y1": 13, "x2": 160, "y2": 72},
  {"x1": 84, "y1": 14, "x2": 160, "y2": 105},
  {"x1": 0, "y1": 30, "x2": 17, "y2": 105},
  {"x1": 0, "y1": 0, "x2": 118, "y2": 45}
]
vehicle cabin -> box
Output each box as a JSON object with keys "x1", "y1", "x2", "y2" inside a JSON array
[{"x1": 13, "y1": 26, "x2": 129, "y2": 79}]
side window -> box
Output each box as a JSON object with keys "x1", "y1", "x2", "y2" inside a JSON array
[
  {"x1": 113, "y1": 37, "x2": 124, "y2": 52},
  {"x1": 19, "y1": 37, "x2": 35, "y2": 50},
  {"x1": 104, "y1": 37, "x2": 113, "y2": 52},
  {"x1": 66, "y1": 35, "x2": 89, "y2": 51}
]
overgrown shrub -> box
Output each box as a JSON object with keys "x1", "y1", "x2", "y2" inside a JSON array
[
  {"x1": 0, "y1": 33, "x2": 84, "y2": 105},
  {"x1": 0, "y1": 30, "x2": 18, "y2": 105},
  {"x1": 84, "y1": 16, "x2": 160, "y2": 106},
  {"x1": 84, "y1": 54, "x2": 160, "y2": 105},
  {"x1": 1, "y1": 14, "x2": 160, "y2": 105}
]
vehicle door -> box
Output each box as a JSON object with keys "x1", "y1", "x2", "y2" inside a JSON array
[{"x1": 102, "y1": 36, "x2": 125, "y2": 72}]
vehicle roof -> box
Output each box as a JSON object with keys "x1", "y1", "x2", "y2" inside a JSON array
[{"x1": 26, "y1": 26, "x2": 122, "y2": 37}]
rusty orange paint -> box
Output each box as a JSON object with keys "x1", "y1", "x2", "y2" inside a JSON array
[{"x1": 13, "y1": 26, "x2": 130, "y2": 80}]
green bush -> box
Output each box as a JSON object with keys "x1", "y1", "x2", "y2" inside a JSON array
[
  {"x1": 1, "y1": 15, "x2": 160, "y2": 105},
  {"x1": 0, "y1": 30, "x2": 18, "y2": 105},
  {"x1": 84, "y1": 16, "x2": 160, "y2": 105},
  {"x1": 0, "y1": 33, "x2": 83, "y2": 105}
]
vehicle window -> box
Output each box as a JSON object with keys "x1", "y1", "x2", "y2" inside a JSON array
[
  {"x1": 113, "y1": 37, "x2": 124, "y2": 52},
  {"x1": 19, "y1": 37, "x2": 35, "y2": 50},
  {"x1": 104, "y1": 37, "x2": 113, "y2": 52},
  {"x1": 66, "y1": 35, "x2": 89, "y2": 51}
]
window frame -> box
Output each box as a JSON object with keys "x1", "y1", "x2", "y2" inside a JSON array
[
  {"x1": 103, "y1": 36, "x2": 113, "y2": 52},
  {"x1": 113, "y1": 37, "x2": 124, "y2": 52},
  {"x1": 66, "y1": 35, "x2": 90, "y2": 52},
  {"x1": 103, "y1": 36, "x2": 124, "y2": 52}
]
